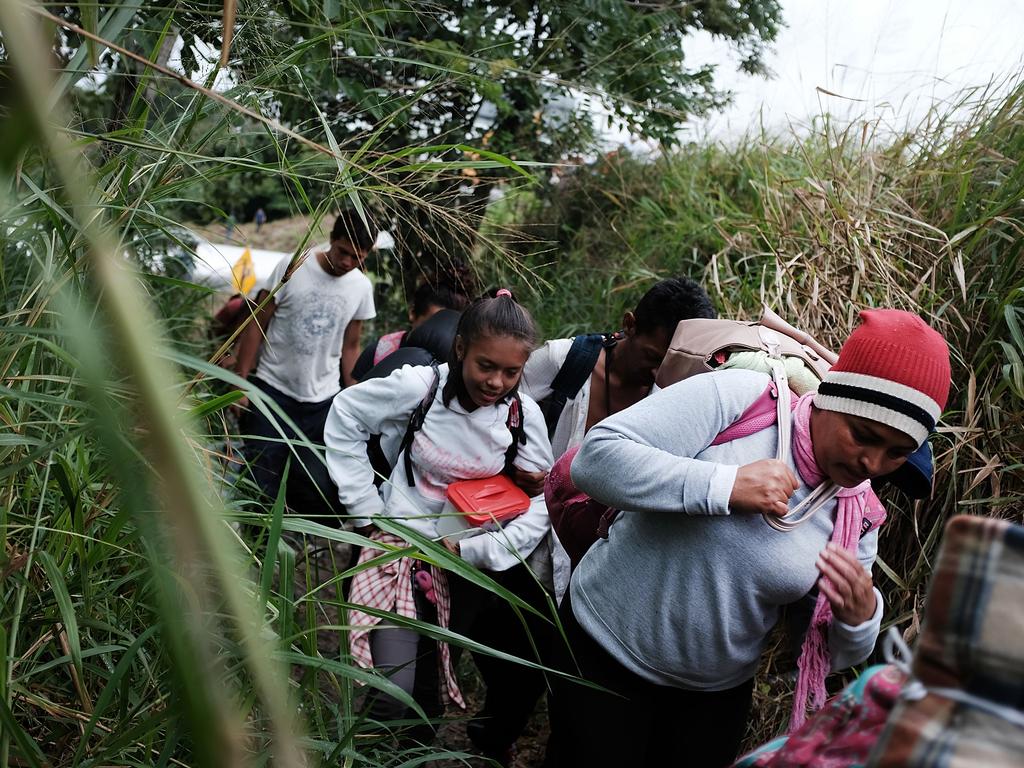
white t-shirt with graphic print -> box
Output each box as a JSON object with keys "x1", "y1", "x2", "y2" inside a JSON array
[{"x1": 255, "y1": 248, "x2": 375, "y2": 402}]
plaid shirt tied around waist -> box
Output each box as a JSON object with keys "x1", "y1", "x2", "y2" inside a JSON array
[{"x1": 348, "y1": 530, "x2": 465, "y2": 708}]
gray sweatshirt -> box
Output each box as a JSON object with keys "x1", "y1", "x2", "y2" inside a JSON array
[{"x1": 569, "y1": 369, "x2": 884, "y2": 691}]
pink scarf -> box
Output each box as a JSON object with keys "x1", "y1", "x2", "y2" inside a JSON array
[{"x1": 789, "y1": 393, "x2": 886, "y2": 731}]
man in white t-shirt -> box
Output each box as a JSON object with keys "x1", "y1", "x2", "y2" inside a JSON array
[{"x1": 233, "y1": 210, "x2": 377, "y2": 515}]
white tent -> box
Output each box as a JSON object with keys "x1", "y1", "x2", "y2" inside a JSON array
[
  {"x1": 188, "y1": 239, "x2": 291, "y2": 295},
  {"x1": 186, "y1": 229, "x2": 393, "y2": 295}
]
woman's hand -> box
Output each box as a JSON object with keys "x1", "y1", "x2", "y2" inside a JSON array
[
  {"x1": 816, "y1": 543, "x2": 877, "y2": 625},
  {"x1": 729, "y1": 459, "x2": 799, "y2": 517},
  {"x1": 512, "y1": 465, "x2": 549, "y2": 497}
]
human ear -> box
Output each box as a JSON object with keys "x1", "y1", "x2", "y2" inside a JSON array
[
  {"x1": 622, "y1": 310, "x2": 637, "y2": 335},
  {"x1": 454, "y1": 335, "x2": 466, "y2": 362}
]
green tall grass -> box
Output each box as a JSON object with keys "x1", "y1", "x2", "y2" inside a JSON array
[{"x1": 0, "y1": 2, "x2": 551, "y2": 766}]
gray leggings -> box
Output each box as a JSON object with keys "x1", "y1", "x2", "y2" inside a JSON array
[{"x1": 368, "y1": 620, "x2": 421, "y2": 721}]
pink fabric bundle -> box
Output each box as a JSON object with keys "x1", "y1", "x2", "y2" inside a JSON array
[{"x1": 789, "y1": 393, "x2": 886, "y2": 730}]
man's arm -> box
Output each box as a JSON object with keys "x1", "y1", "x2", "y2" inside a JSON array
[
  {"x1": 341, "y1": 319, "x2": 364, "y2": 388},
  {"x1": 234, "y1": 290, "x2": 277, "y2": 385}
]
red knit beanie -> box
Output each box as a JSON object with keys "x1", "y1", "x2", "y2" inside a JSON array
[{"x1": 813, "y1": 309, "x2": 951, "y2": 447}]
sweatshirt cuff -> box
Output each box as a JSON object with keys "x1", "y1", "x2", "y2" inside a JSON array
[
  {"x1": 828, "y1": 587, "x2": 884, "y2": 670},
  {"x1": 705, "y1": 463, "x2": 739, "y2": 516},
  {"x1": 834, "y1": 586, "x2": 884, "y2": 634},
  {"x1": 459, "y1": 531, "x2": 525, "y2": 571},
  {"x1": 457, "y1": 533, "x2": 490, "y2": 568},
  {"x1": 345, "y1": 493, "x2": 385, "y2": 522}
]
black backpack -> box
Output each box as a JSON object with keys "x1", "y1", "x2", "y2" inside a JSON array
[{"x1": 538, "y1": 332, "x2": 618, "y2": 439}]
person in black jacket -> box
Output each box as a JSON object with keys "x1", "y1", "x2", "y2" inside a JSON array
[{"x1": 351, "y1": 260, "x2": 477, "y2": 382}]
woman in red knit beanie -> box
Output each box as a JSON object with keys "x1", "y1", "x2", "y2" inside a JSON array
[
  {"x1": 547, "y1": 309, "x2": 951, "y2": 768},
  {"x1": 814, "y1": 309, "x2": 950, "y2": 458}
]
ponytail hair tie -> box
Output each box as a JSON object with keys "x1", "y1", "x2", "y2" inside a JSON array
[{"x1": 495, "y1": 288, "x2": 513, "y2": 298}]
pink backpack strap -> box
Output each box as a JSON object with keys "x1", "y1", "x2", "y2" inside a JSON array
[{"x1": 711, "y1": 382, "x2": 796, "y2": 446}]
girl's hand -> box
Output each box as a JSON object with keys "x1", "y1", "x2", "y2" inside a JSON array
[
  {"x1": 441, "y1": 537, "x2": 461, "y2": 557},
  {"x1": 816, "y1": 543, "x2": 877, "y2": 625},
  {"x1": 512, "y1": 466, "x2": 549, "y2": 497},
  {"x1": 729, "y1": 459, "x2": 799, "y2": 517}
]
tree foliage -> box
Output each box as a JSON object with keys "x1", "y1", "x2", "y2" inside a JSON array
[
  {"x1": 64, "y1": 0, "x2": 782, "y2": 161},
  {"x1": 52, "y1": 0, "x2": 782, "y2": 282}
]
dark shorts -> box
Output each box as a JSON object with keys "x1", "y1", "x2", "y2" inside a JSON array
[{"x1": 240, "y1": 377, "x2": 345, "y2": 523}]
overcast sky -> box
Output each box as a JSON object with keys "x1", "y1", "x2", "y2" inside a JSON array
[
  {"x1": 656, "y1": 0, "x2": 1024, "y2": 142},
  {"x1": 172, "y1": 0, "x2": 1024, "y2": 148}
]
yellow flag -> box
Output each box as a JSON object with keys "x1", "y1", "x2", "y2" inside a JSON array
[{"x1": 231, "y1": 246, "x2": 256, "y2": 295}]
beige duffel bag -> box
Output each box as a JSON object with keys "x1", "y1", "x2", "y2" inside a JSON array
[{"x1": 655, "y1": 305, "x2": 838, "y2": 390}]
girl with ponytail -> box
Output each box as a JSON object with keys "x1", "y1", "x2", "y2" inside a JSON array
[{"x1": 324, "y1": 288, "x2": 554, "y2": 756}]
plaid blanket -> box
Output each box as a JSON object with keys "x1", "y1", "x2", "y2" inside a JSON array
[
  {"x1": 348, "y1": 531, "x2": 464, "y2": 708},
  {"x1": 868, "y1": 514, "x2": 1024, "y2": 767}
]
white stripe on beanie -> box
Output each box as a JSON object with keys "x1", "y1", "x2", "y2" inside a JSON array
[
  {"x1": 818, "y1": 371, "x2": 942, "y2": 425},
  {"x1": 812, "y1": 392, "x2": 930, "y2": 447}
]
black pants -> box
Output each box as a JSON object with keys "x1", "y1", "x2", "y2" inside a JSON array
[
  {"x1": 240, "y1": 377, "x2": 344, "y2": 522},
  {"x1": 448, "y1": 563, "x2": 554, "y2": 754},
  {"x1": 546, "y1": 591, "x2": 754, "y2": 768}
]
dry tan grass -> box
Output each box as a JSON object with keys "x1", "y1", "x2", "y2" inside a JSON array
[{"x1": 193, "y1": 214, "x2": 330, "y2": 253}]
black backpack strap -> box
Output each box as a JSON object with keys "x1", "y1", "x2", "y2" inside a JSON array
[
  {"x1": 399, "y1": 362, "x2": 440, "y2": 487},
  {"x1": 541, "y1": 332, "x2": 617, "y2": 439},
  {"x1": 503, "y1": 392, "x2": 528, "y2": 476}
]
